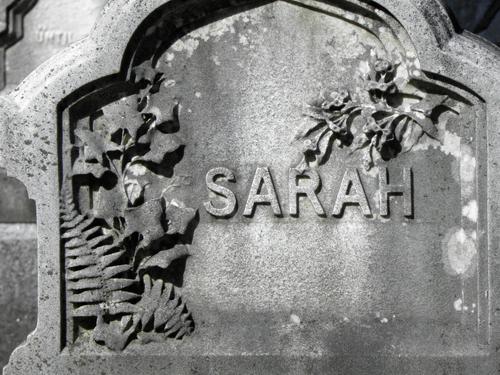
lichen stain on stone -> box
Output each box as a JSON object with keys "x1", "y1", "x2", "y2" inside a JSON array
[
  {"x1": 412, "y1": 126, "x2": 477, "y2": 197},
  {"x1": 442, "y1": 227, "x2": 477, "y2": 278},
  {"x1": 165, "y1": 11, "x2": 260, "y2": 62},
  {"x1": 462, "y1": 200, "x2": 478, "y2": 223}
]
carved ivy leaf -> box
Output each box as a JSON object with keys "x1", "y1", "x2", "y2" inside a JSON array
[
  {"x1": 162, "y1": 175, "x2": 192, "y2": 196},
  {"x1": 124, "y1": 198, "x2": 165, "y2": 250},
  {"x1": 125, "y1": 181, "x2": 144, "y2": 206},
  {"x1": 75, "y1": 128, "x2": 122, "y2": 163},
  {"x1": 72, "y1": 156, "x2": 108, "y2": 179},
  {"x1": 138, "y1": 244, "x2": 190, "y2": 271},
  {"x1": 142, "y1": 130, "x2": 184, "y2": 164},
  {"x1": 93, "y1": 185, "x2": 128, "y2": 220},
  {"x1": 99, "y1": 96, "x2": 145, "y2": 140},
  {"x1": 124, "y1": 164, "x2": 150, "y2": 206},
  {"x1": 164, "y1": 199, "x2": 197, "y2": 235}
]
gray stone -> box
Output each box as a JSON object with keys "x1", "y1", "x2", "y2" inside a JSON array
[
  {"x1": 0, "y1": 225, "x2": 37, "y2": 371},
  {"x1": 0, "y1": 1, "x2": 108, "y2": 369},
  {"x1": 1, "y1": 0, "x2": 500, "y2": 374},
  {"x1": 0, "y1": 0, "x2": 108, "y2": 224}
]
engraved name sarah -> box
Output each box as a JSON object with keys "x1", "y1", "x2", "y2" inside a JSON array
[{"x1": 204, "y1": 167, "x2": 413, "y2": 218}]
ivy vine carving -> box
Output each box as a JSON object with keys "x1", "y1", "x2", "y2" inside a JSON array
[
  {"x1": 295, "y1": 52, "x2": 459, "y2": 171},
  {"x1": 61, "y1": 61, "x2": 195, "y2": 350}
]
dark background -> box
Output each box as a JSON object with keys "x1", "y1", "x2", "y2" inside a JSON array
[
  {"x1": 447, "y1": 0, "x2": 500, "y2": 45},
  {"x1": 0, "y1": 0, "x2": 498, "y2": 371}
]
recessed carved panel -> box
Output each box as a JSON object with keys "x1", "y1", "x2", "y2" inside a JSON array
[{"x1": 57, "y1": 0, "x2": 488, "y2": 361}]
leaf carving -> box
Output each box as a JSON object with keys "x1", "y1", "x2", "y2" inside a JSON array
[
  {"x1": 164, "y1": 199, "x2": 197, "y2": 235},
  {"x1": 72, "y1": 156, "x2": 108, "y2": 179},
  {"x1": 99, "y1": 96, "x2": 145, "y2": 139},
  {"x1": 60, "y1": 183, "x2": 137, "y2": 323},
  {"x1": 75, "y1": 128, "x2": 121, "y2": 163},
  {"x1": 139, "y1": 245, "x2": 190, "y2": 271},
  {"x1": 124, "y1": 198, "x2": 165, "y2": 249},
  {"x1": 142, "y1": 131, "x2": 184, "y2": 164},
  {"x1": 134, "y1": 275, "x2": 194, "y2": 339}
]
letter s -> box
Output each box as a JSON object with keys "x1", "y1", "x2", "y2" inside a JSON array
[{"x1": 204, "y1": 167, "x2": 237, "y2": 217}]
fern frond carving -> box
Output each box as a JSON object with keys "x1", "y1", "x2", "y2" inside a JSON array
[
  {"x1": 61, "y1": 183, "x2": 138, "y2": 320},
  {"x1": 135, "y1": 275, "x2": 194, "y2": 340},
  {"x1": 62, "y1": 57, "x2": 198, "y2": 350}
]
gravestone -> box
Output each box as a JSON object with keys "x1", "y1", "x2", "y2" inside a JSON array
[
  {"x1": 0, "y1": 0, "x2": 108, "y2": 223},
  {"x1": 0, "y1": 0, "x2": 108, "y2": 369},
  {"x1": 1, "y1": 0, "x2": 500, "y2": 374}
]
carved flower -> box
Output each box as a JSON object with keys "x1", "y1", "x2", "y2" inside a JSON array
[
  {"x1": 374, "y1": 59, "x2": 392, "y2": 74},
  {"x1": 365, "y1": 58, "x2": 398, "y2": 101},
  {"x1": 320, "y1": 89, "x2": 351, "y2": 110}
]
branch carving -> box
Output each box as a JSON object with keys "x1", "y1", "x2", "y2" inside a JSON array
[{"x1": 295, "y1": 52, "x2": 459, "y2": 171}]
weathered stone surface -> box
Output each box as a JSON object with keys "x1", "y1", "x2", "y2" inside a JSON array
[
  {"x1": 1, "y1": 0, "x2": 500, "y2": 374},
  {"x1": 0, "y1": 0, "x2": 107, "y2": 223},
  {"x1": 0, "y1": 2, "x2": 107, "y2": 369},
  {"x1": 0, "y1": 225, "x2": 37, "y2": 371}
]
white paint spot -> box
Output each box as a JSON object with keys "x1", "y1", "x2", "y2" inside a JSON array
[
  {"x1": 171, "y1": 38, "x2": 200, "y2": 58},
  {"x1": 290, "y1": 314, "x2": 301, "y2": 325},
  {"x1": 165, "y1": 52, "x2": 175, "y2": 62},
  {"x1": 441, "y1": 131, "x2": 461, "y2": 158},
  {"x1": 239, "y1": 35, "x2": 249, "y2": 46},
  {"x1": 462, "y1": 200, "x2": 478, "y2": 223},
  {"x1": 442, "y1": 228, "x2": 477, "y2": 277},
  {"x1": 164, "y1": 79, "x2": 176, "y2": 88},
  {"x1": 343, "y1": 317, "x2": 350, "y2": 323},
  {"x1": 212, "y1": 55, "x2": 221, "y2": 66},
  {"x1": 454, "y1": 298, "x2": 463, "y2": 311},
  {"x1": 195, "y1": 92, "x2": 202, "y2": 98},
  {"x1": 380, "y1": 318, "x2": 388, "y2": 323},
  {"x1": 128, "y1": 164, "x2": 147, "y2": 176},
  {"x1": 406, "y1": 50, "x2": 417, "y2": 59},
  {"x1": 460, "y1": 146, "x2": 476, "y2": 184}
]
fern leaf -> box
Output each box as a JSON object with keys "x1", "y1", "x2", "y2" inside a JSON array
[
  {"x1": 134, "y1": 275, "x2": 194, "y2": 338},
  {"x1": 61, "y1": 183, "x2": 137, "y2": 324}
]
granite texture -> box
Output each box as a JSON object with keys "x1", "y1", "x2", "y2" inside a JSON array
[{"x1": 0, "y1": 0, "x2": 499, "y2": 374}]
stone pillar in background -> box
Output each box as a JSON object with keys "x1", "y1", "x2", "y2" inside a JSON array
[{"x1": 0, "y1": 0, "x2": 107, "y2": 370}]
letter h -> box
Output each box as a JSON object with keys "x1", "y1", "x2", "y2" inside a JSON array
[{"x1": 379, "y1": 167, "x2": 413, "y2": 218}]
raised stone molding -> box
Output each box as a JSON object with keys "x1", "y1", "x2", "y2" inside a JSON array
[{"x1": 0, "y1": 0, "x2": 37, "y2": 90}]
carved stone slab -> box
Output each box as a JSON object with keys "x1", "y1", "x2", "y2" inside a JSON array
[{"x1": 1, "y1": 0, "x2": 500, "y2": 374}]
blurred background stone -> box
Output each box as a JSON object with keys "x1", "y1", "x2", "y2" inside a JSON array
[
  {"x1": 446, "y1": 0, "x2": 500, "y2": 45},
  {"x1": 0, "y1": 0, "x2": 498, "y2": 370},
  {"x1": 0, "y1": 225, "x2": 36, "y2": 369}
]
